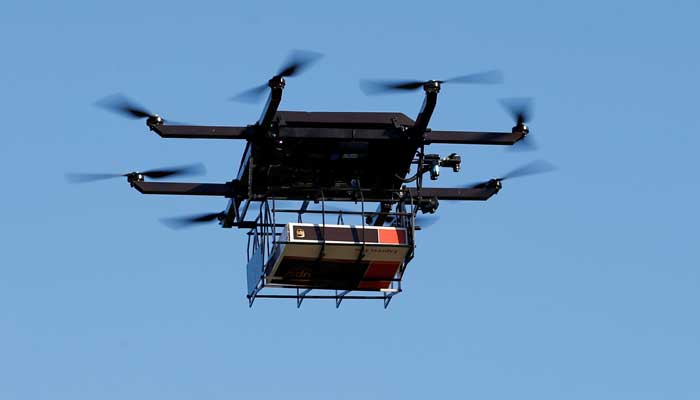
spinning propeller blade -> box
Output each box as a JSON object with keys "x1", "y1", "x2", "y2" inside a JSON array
[
  {"x1": 95, "y1": 93, "x2": 187, "y2": 124},
  {"x1": 464, "y1": 160, "x2": 556, "y2": 189},
  {"x1": 95, "y1": 93, "x2": 155, "y2": 119},
  {"x1": 501, "y1": 97, "x2": 534, "y2": 126},
  {"x1": 64, "y1": 173, "x2": 124, "y2": 183},
  {"x1": 501, "y1": 97, "x2": 537, "y2": 151},
  {"x1": 231, "y1": 50, "x2": 323, "y2": 103},
  {"x1": 137, "y1": 164, "x2": 206, "y2": 179},
  {"x1": 360, "y1": 69, "x2": 503, "y2": 95},
  {"x1": 230, "y1": 83, "x2": 269, "y2": 103},
  {"x1": 276, "y1": 50, "x2": 324, "y2": 78},
  {"x1": 65, "y1": 163, "x2": 206, "y2": 183},
  {"x1": 160, "y1": 212, "x2": 224, "y2": 229}
]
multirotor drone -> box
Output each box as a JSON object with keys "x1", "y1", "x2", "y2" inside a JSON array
[{"x1": 69, "y1": 51, "x2": 554, "y2": 308}]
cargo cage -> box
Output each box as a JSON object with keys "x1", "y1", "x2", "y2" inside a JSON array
[{"x1": 245, "y1": 195, "x2": 418, "y2": 308}]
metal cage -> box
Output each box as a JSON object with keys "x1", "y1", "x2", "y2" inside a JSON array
[{"x1": 244, "y1": 192, "x2": 418, "y2": 308}]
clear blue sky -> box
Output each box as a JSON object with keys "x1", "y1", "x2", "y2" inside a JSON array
[{"x1": 1, "y1": 1, "x2": 699, "y2": 399}]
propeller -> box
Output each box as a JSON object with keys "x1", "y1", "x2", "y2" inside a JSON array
[
  {"x1": 360, "y1": 70, "x2": 503, "y2": 95},
  {"x1": 501, "y1": 97, "x2": 536, "y2": 151},
  {"x1": 464, "y1": 160, "x2": 556, "y2": 189},
  {"x1": 95, "y1": 93, "x2": 162, "y2": 121},
  {"x1": 65, "y1": 163, "x2": 206, "y2": 183},
  {"x1": 231, "y1": 50, "x2": 324, "y2": 103},
  {"x1": 160, "y1": 211, "x2": 224, "y2": 229}
]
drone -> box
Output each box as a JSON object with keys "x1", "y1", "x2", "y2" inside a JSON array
[{"x1": 69, "y1": 50, "x2": 554, "y2": 308}]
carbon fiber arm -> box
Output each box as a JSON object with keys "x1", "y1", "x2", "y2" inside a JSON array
[
  {"x1": 132, "y1": 181, "x2": 236, "y2": 196},
  {"x1": 424, "y1": 130, "x2": 523, "y2": 145},
  {"x1": 148, "y1": 124, "x2": 252, "y2": 139},
  {"x1": 408, "y1": 186, "x2": 499, "y2": 201}
]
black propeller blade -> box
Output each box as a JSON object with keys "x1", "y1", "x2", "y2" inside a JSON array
[
  {"x1": 95, "y1": 93, "x2": 189, "y2": 125},
  {"x1": 360, "y1": 70, "x2": 503, "y2": 95},
  {"x1": 501, "y1": 97, "x2": 537, "y2": 151},
  {"x1": 96, "y1": 93, "x2": 158, "y2": 120},
  {"x1": 464, "y1": 160, "x2": 556, "y2": 189},
  {"x1": 231, "y1": 50, "x2": 323, "y2": 103},
  {"x1": 230, "y1": 83, "x2": 270, "y2": 103},
  {"x1": 160, "y1": 212, "x2": 224, "y2": 229},
  {"x1": 501, "y1": 97, "x2": 533, "y2": 126},
  {"x1": 64, "y1": 173, "x2": 124, "y2": 183},
  {"x1": 275, "y1": 50, "x2": 324, "y2": 78},
  {"x1": 65, "y1": 163, "x2": 206, "y2": 183}
]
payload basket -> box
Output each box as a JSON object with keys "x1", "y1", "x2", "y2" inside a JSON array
[{"x1": 245, "y1": 198, "x2": 416, "y2": 308}]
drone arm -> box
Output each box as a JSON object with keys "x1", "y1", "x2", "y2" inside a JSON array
[
  {"x1": 408, "y1": 186, "x2": 499, "y2": 201},
  {"x1": 423, "y1": 130, "x2": 524, "y2": 145},
  {"x1": 131, "y1": 183, "x2": 498, "y2": 204},
  {"x1": 132, "y1": 181, "x2": 236, "y2": 196},
  {"x1": 148, "y1": 124, "x2": 252, "y2": 139},
  {"x1": 257, "y1": 78, "x2": 285, "y2": 131},
  {"x1": 411, "y1": 83, "x2": 439, "y2": 137}
]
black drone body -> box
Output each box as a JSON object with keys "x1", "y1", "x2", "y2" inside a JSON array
[{"x1": 77, "y1": 51, "x2": 552, "y2": 307}]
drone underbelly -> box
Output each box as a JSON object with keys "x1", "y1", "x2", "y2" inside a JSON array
[
  {"x1": 247, "y1": 130, "x2": 417, "y2": 199},
  {"x1": 229, "y1": 110, "x2": 419, "y2": 200}
]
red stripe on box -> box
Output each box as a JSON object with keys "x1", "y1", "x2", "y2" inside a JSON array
[
  {"x1": 358, "y1": 261, "x2": 401, "y2": 290},
  {"x1": 378, "y1": 228, "x2": 407, "y2": 244}
]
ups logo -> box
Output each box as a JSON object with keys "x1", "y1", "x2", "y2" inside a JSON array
[{"x1": 295, "y1": 227, "x2": 306, "y2": 239}]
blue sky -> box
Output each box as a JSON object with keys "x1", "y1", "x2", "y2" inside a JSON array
[{"x1": 1, "y1": 1, "x2": 699, "y2": 399}]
